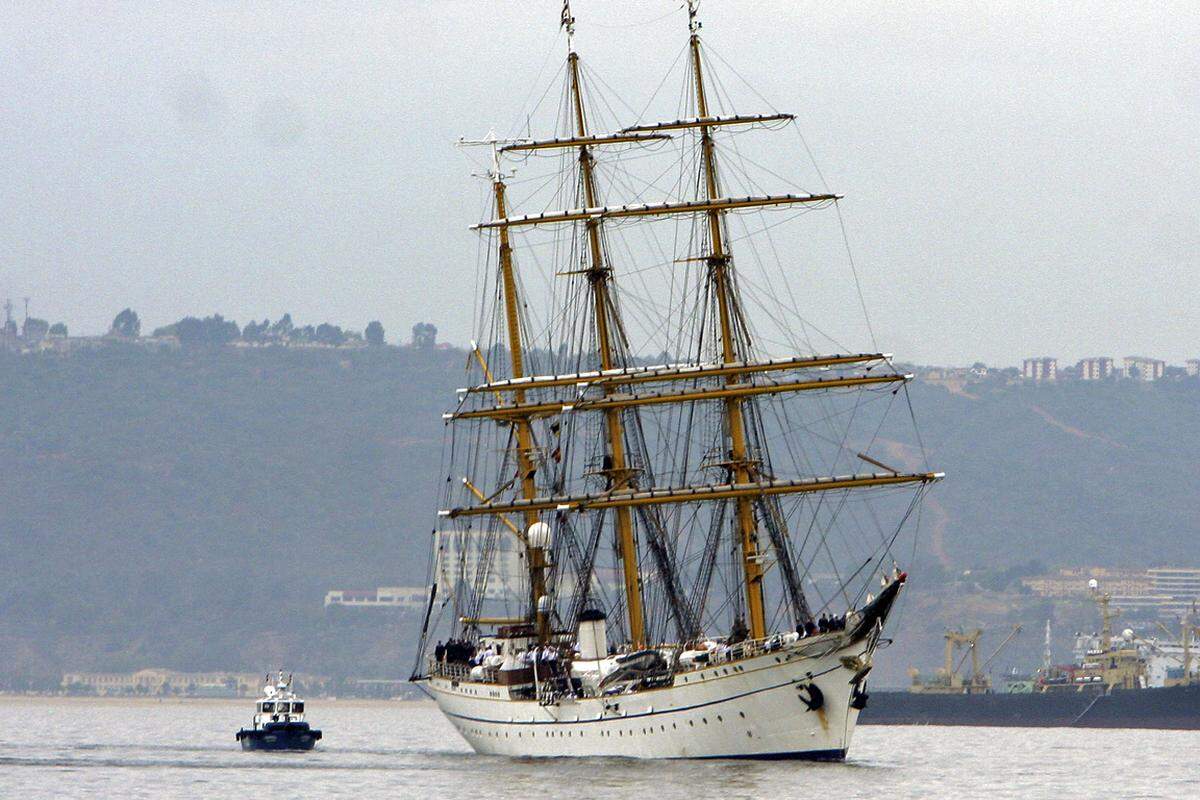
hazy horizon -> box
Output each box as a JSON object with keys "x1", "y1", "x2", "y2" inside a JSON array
[{"x1": 2, "y1": 1, "x2": 1197, "y2": 366}]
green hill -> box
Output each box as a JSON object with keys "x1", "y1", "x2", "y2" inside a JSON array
[{"x1": 1, "y1": 347, "x2": 1196, "y2": 687}]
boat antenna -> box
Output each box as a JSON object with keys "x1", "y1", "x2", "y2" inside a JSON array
[
  {"x1": 457, "y1": 131, "x2": 529, "y2": 183},
  {"x1": 687, "y1": 0, "x2": 702, "y2": 32}
]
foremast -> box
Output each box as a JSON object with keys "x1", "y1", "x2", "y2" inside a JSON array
[{"x1": 686, "y1": 2, "x2": 766, "y2": 640}]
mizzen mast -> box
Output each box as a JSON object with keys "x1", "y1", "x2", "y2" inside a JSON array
[{"x1": 460, "y1": 134, "x2": 549, "y2": 641}]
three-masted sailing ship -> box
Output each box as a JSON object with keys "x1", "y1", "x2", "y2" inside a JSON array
[{"x1": 412, "y1": 1, "x2": 941, "y2": 760}]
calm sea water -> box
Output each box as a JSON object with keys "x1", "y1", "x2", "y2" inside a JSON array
[{"x1": 0, "y1": 698, "x2": 1195, "y2": 799}]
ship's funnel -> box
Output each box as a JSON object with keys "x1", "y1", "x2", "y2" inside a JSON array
[{"x1": 577, "y1": 608, "x2": 608, "y2": 661}]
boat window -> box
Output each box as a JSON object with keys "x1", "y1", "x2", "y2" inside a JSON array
[
  {"x1": 277, "y1": 703, "x2": 290, "y2": 713},
  {"x1": 292, "y1": 702, "x2": 304, "y2": 713},
  {"x1": 261, "y1": 702, "x2": 274, "y2": 713}
]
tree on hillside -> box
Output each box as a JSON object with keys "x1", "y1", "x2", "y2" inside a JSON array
[
  {"x1": 270, "y1": 314, "x2": 294, "y2": 340},
  {"x1": 365, "y1": 320, "x2": 385, "y2": 346},
  {"x1": 412, "y1": 322, "x2": 437, "y2": 349},
  {"x1": 110, "y1": 308, "x2": 141, "y2": 338},
  {"x1": 171, "y1": 317, "x2": 203, "y2": 344},
  {"x1": 49, "y1": 322, "x2": 68, "y2": 336},
  {"x1": 242, "y1": 319, "x2": 273, "y2": 343},
  {"x1": 22, "y1": 317, "x2": 49, "y2": 342},
  {"x1": 292, "y1": 324, "x2": 316, "y2": 343},
  {"x1": 315, "y1": 322, "x2": 346, "y2": 346},
  {"x1": 171, "y1": 314, "x2": 241, "y2": 346}
]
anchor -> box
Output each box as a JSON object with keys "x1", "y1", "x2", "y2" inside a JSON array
[{"x1": 796, "y1": 682, "x2": 825, "y2": 712}]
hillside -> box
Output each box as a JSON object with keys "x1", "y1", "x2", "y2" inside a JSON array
[
  {"x1": 908, "y1": 375, "x2": 1200, "y2": 569},
  {"x1": 1, "y1": 347, "x2": 1197, "y2": 687}
]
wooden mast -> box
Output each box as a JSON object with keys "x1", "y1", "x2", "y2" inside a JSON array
[
  {"x1": 488, "y1": 141, "x2": 548, "y2": 641},
  {"x1": 687, "y1": 2, "x2": 766, "y2": 641},
  {"x1": 566, "y1": 36, "x2": 647, "y2": 649}
]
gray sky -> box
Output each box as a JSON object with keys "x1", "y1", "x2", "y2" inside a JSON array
[{"x1": 2, "y1": 1, "x2": 1196, "y2": 366}]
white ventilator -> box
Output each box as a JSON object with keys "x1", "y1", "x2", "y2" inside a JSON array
[{"x1": 576, "y1": 609, "x2": 608, "y2": 661}]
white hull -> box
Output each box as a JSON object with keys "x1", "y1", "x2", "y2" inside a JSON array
[{"x1": 427, "y1": 633, "x2": 874, "y2": 759}]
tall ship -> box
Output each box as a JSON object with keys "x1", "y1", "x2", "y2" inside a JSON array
[
  {"x1": 859, "y1": 582, "x2": 1200, "y2": 728},
  {"x1": 411, "y1": 2, "x2": 941, "y2": 760}
]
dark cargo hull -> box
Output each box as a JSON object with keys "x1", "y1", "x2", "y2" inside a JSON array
[
  {"x1": 859, "y1": 684, "x2": 1200, "y2": 729},
  {"x1": 237, "y1": 722, "x2": 322, "y2": 750}
]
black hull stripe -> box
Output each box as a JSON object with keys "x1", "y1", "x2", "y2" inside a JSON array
[
  {"x1": 440, "y1": 662, "x2": 842, "y2": 726},
  {"x1": 692, "y1": 748, "x2": 846, "y2": 762}
]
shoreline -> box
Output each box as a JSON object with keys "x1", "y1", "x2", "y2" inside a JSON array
[{"x1": 0, "y1": 694, "x2": 434, "y2": 707}]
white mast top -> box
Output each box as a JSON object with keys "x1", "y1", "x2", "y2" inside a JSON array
[{"x1": 457, "y1": 131, "x2": 530, "y2": 183}]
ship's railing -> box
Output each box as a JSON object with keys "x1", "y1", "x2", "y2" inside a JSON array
[
  {"x1": 674, "y1": 625, "x2": 850, "y2": 673},
  {"x1": 428, "y1": 658, "x2": 502, "y2": 684},
  {"x1": 429, "y1": 660, "x2": 471, "y2": 681},
  {"x1": 696, "y1": 633, "x2": 788, "y2": 665},
  {"x1": 428, "y1": 626, "x2": 852, "y2": 686}
]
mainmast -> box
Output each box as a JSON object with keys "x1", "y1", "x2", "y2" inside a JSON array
[
  {"x1": 686, "y1": 1, "x2": 767, "y2": 640},
  {"x1": 564, "y1": 8, "x2": 647, "y2": 649}
]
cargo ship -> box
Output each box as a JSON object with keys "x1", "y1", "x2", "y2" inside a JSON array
[{"x1": 859, "y1": 581, "x2": 1200, "y2": 729}]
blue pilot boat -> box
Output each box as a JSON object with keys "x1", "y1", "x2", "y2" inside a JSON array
[{"x1": 236, "y1": 671, "x2": 322, "y2": 751}]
